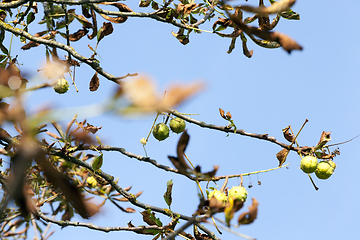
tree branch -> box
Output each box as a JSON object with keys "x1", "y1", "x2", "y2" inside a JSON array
[
  {"x1": 49, "y1": 149, "x2": 219, "y2": 239},
  {"x1": 0, "y1": 20, "x2": 136, "y2": 83},
  {"x1": 170, "y1": 109, "x2": 292, "y2": 149}
]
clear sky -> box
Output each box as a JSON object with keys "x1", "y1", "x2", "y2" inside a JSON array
[{"x1": 3, "y1": 0, "x2": 360, "y2": 239}]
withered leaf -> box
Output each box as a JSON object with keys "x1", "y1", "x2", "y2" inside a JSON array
[
  {"x1": 168, "y1": 131, "x2": 191, "y2": 174},
  {"x1": 127, "y1": 221, "x2": 135, "y2": 227},
  {"x1": 229, "y1": 14, "x2": 302, "y2": 53},
  {"x1": 84, "y1": 123, "x2": 102, "y2": 134},
  {"x1": 171, "y1": 30, "x2": 190, "y2": 45},
  {"x1": 219, "y1": 108, "x2": 226, "y2": 119},
  {"x1": 68, "y1": 28, "x2": 89, "y2": 41},
  {"x1": 225, "y1": 111, "x2": 232, "y2": 120},
  {"x1": 82, "y1": 5, "x2": 91, "y2": 18},
  {"x1": 89, "y1": 72, "x2": 99, "y2": 91},
  {"x1": 276, "y1": 148, "x2": 289, "y2": 166},
  {"x1": 74, "y1": 14, "x2": 93, "y2": 28},
  {"x1": 99, "y1": 13, "x2": 128, "y2": 24},
  {"x1": 97, "y1": 22, "x2": 113, "y2": 43},
  {"x1": 61, "y1": 205, "x2": 73, "y2": 221},
  {"x1": 88, "y1": 8, "x2": 97, "y2": 40},
  {"x1": 21, "y1": 31, "x2": 58, "y2": 50},
  {"x1": 141, "y1": 209, "x2": 162, "y2": 226},
  {"x1": 163, "y1": 179, "x2": 173, "y2": 208},
  {"x1": 46, "y1": 131, "x2": 61, "y2": 140},
  {"x1": 139, "y1": 0, "x2": 151, "y2": 7},
  {"x1": 315, "y1": 131, "x2": 331, "y2": 150},
  {"x1": 111, "y1": 200, "x2": 135, "y2": 213},
  {"x1": 238, "y1": 198, "x2": 258, "y2": 225},
  {"x1": 282, "y1": 125, "x2": 294, "y2": 142},
  {"x1": 201, "y1": 166, "x2": 219, "y2": 180},
  {"x1": 176, "y1": 3, "x2": 198, "y2": 15},
  {"x1": 116, "y1": 190, "x2": 142, "y2": 201},
  {"x1": 99, "y1": 2, "x2": 132, "y2": 23},
  {"x1": 241, "y1": 0, "x2": 296, "y2": 16},
  {"x1": 212, "y1": 18, "x2": 232, "y2": 31}
]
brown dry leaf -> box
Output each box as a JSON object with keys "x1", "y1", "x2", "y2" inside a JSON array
[
  {"x1": 75, "y1": 14, "x2": 93, "y2": 28},
  {"x1": 140, "y1": 210, "x2": 161, "y2": 226},
  {"x1": 88, "y1": 8, "x2": 97, "y2": 40},
  {"x1": 46, "y1": 131, "x2": 61, "y2": 140},
  {"x1": 122, "y1": 76, "x2": 204, "y2": 113},
  {"x1": 229, "y1": 14, "x2": 302, "y2": 53},
  {"x1": 83, "y1": 123, "x2": 102, "y2": 134},
  {"x1": 201, "y1": 165, "x2": 219, "y2": 180},
  {"x1": 69, "y1": 28, "x2": 89, "y2": 41},
  {"x1": 315, "y1": 131, "x2": 331, "y2": 150},
  {"x1": 97, "y1": 22, "x2": 113, "y2": 43},
  {"x1": 282, "y1": 125, "x2": 294, "y2": 142},
  {"x1": 99, "y1": 2, "x2": 132, "y2": 23},
  {"x1": 241, "y1": 0, "x2": 296, "y2": 16},
  {"x1": 219, "y1": 108, "x2": 226, "y2": 119},
  {"x1": 168, "y1": 131, "x2": 191, "y2": 174},
  {"x1": 225, "y1": 111, "x2": 232, "y2": 120},
  {"x1": 269, "y1": 32, "x2": 302, "y2": 53},
  {"x1": 82, "y1": 5, "x2": 91, "y2": 18},
  {"x1": 139, "y1": 0, "x2": 151, "y2": 7},
  {"x1": 61, "y1": 206, "x2": 72, "y2": 221},
  {"x1": 171, "y1": 30, "x2": 190, "y2": 45},
  {"x1": 212, "y1": 17, "x2": 232, "y2": 31},
  {"x1": 238, "y1": 198, "x2": 258, "y2": 225},
  {"x1": 128, "y1": 221, "x2": 135, "y2": 227},
  {"x1": 177, "y1": 3, "x2": 198, "y2": 15},
  {"x1": 276, "y1": 148, "x2": 289, "y2": 166},
  {"x1": 89, "y1": 72, "x2": 99, "y2": 91},
  {"x1": 21, "y1": 31, "x2": 57, "y2": 50},
  {"x1": 99, "y1": 14, "x2": 128, "y2": 24}
]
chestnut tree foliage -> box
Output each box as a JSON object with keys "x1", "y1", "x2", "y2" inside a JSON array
[{"x1": 0, "y1": 0, "x2": 340, "y2": 239}]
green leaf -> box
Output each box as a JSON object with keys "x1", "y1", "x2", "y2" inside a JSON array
[
  {"x1": 281, "y1": 10, "x2": 300, "y2": 20},
  {"x1": 0, "y1": 45, "x2": 7, "y2": 55},
  {"x1": 26, "y1": 11, "x2": 35, "y2": 25},
  {"x1": 163, "y1": 179, "x2": 173, "y2": 208},
  {"x1": 0, "y1": 55, "x2": 7, "y2": 62},
  {"x1": 92, "y1": 154, "x2": 103, "y2": 171}
]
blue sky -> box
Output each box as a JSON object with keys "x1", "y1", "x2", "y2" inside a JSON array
[{"x1": 2, "y1": 0, "x2": 360, "y2": 239}]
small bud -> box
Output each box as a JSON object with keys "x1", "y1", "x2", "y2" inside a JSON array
[
  {"x1": 140, "y1": 137, "x2": 147, "y2": 145},
  {"x1": 53, "y1": 78, "x2": 69, "y2": 94}
]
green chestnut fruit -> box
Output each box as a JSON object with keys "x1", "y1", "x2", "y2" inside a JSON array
[
  {"x1": 169, "y1": 117, "x2": 186, "y2": 134},
  {"x1": 300, "y1": 156, "x2": 318, "y2": 173},
  {"x1": 228, "y1": 186, "x2": 247, "y2": 202},
  {"x1": 152, "y1": 123, "x2": 169, "y2": 141},
  {"x1": 315, "y1": 160, "x2": 336, "y2": 180},
  {"x1": 208, "y1": 189, "x2": 228, "y2": 204},
  {"x1": 53, "y1": 78, "x2": 69, "y2": 94}
]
